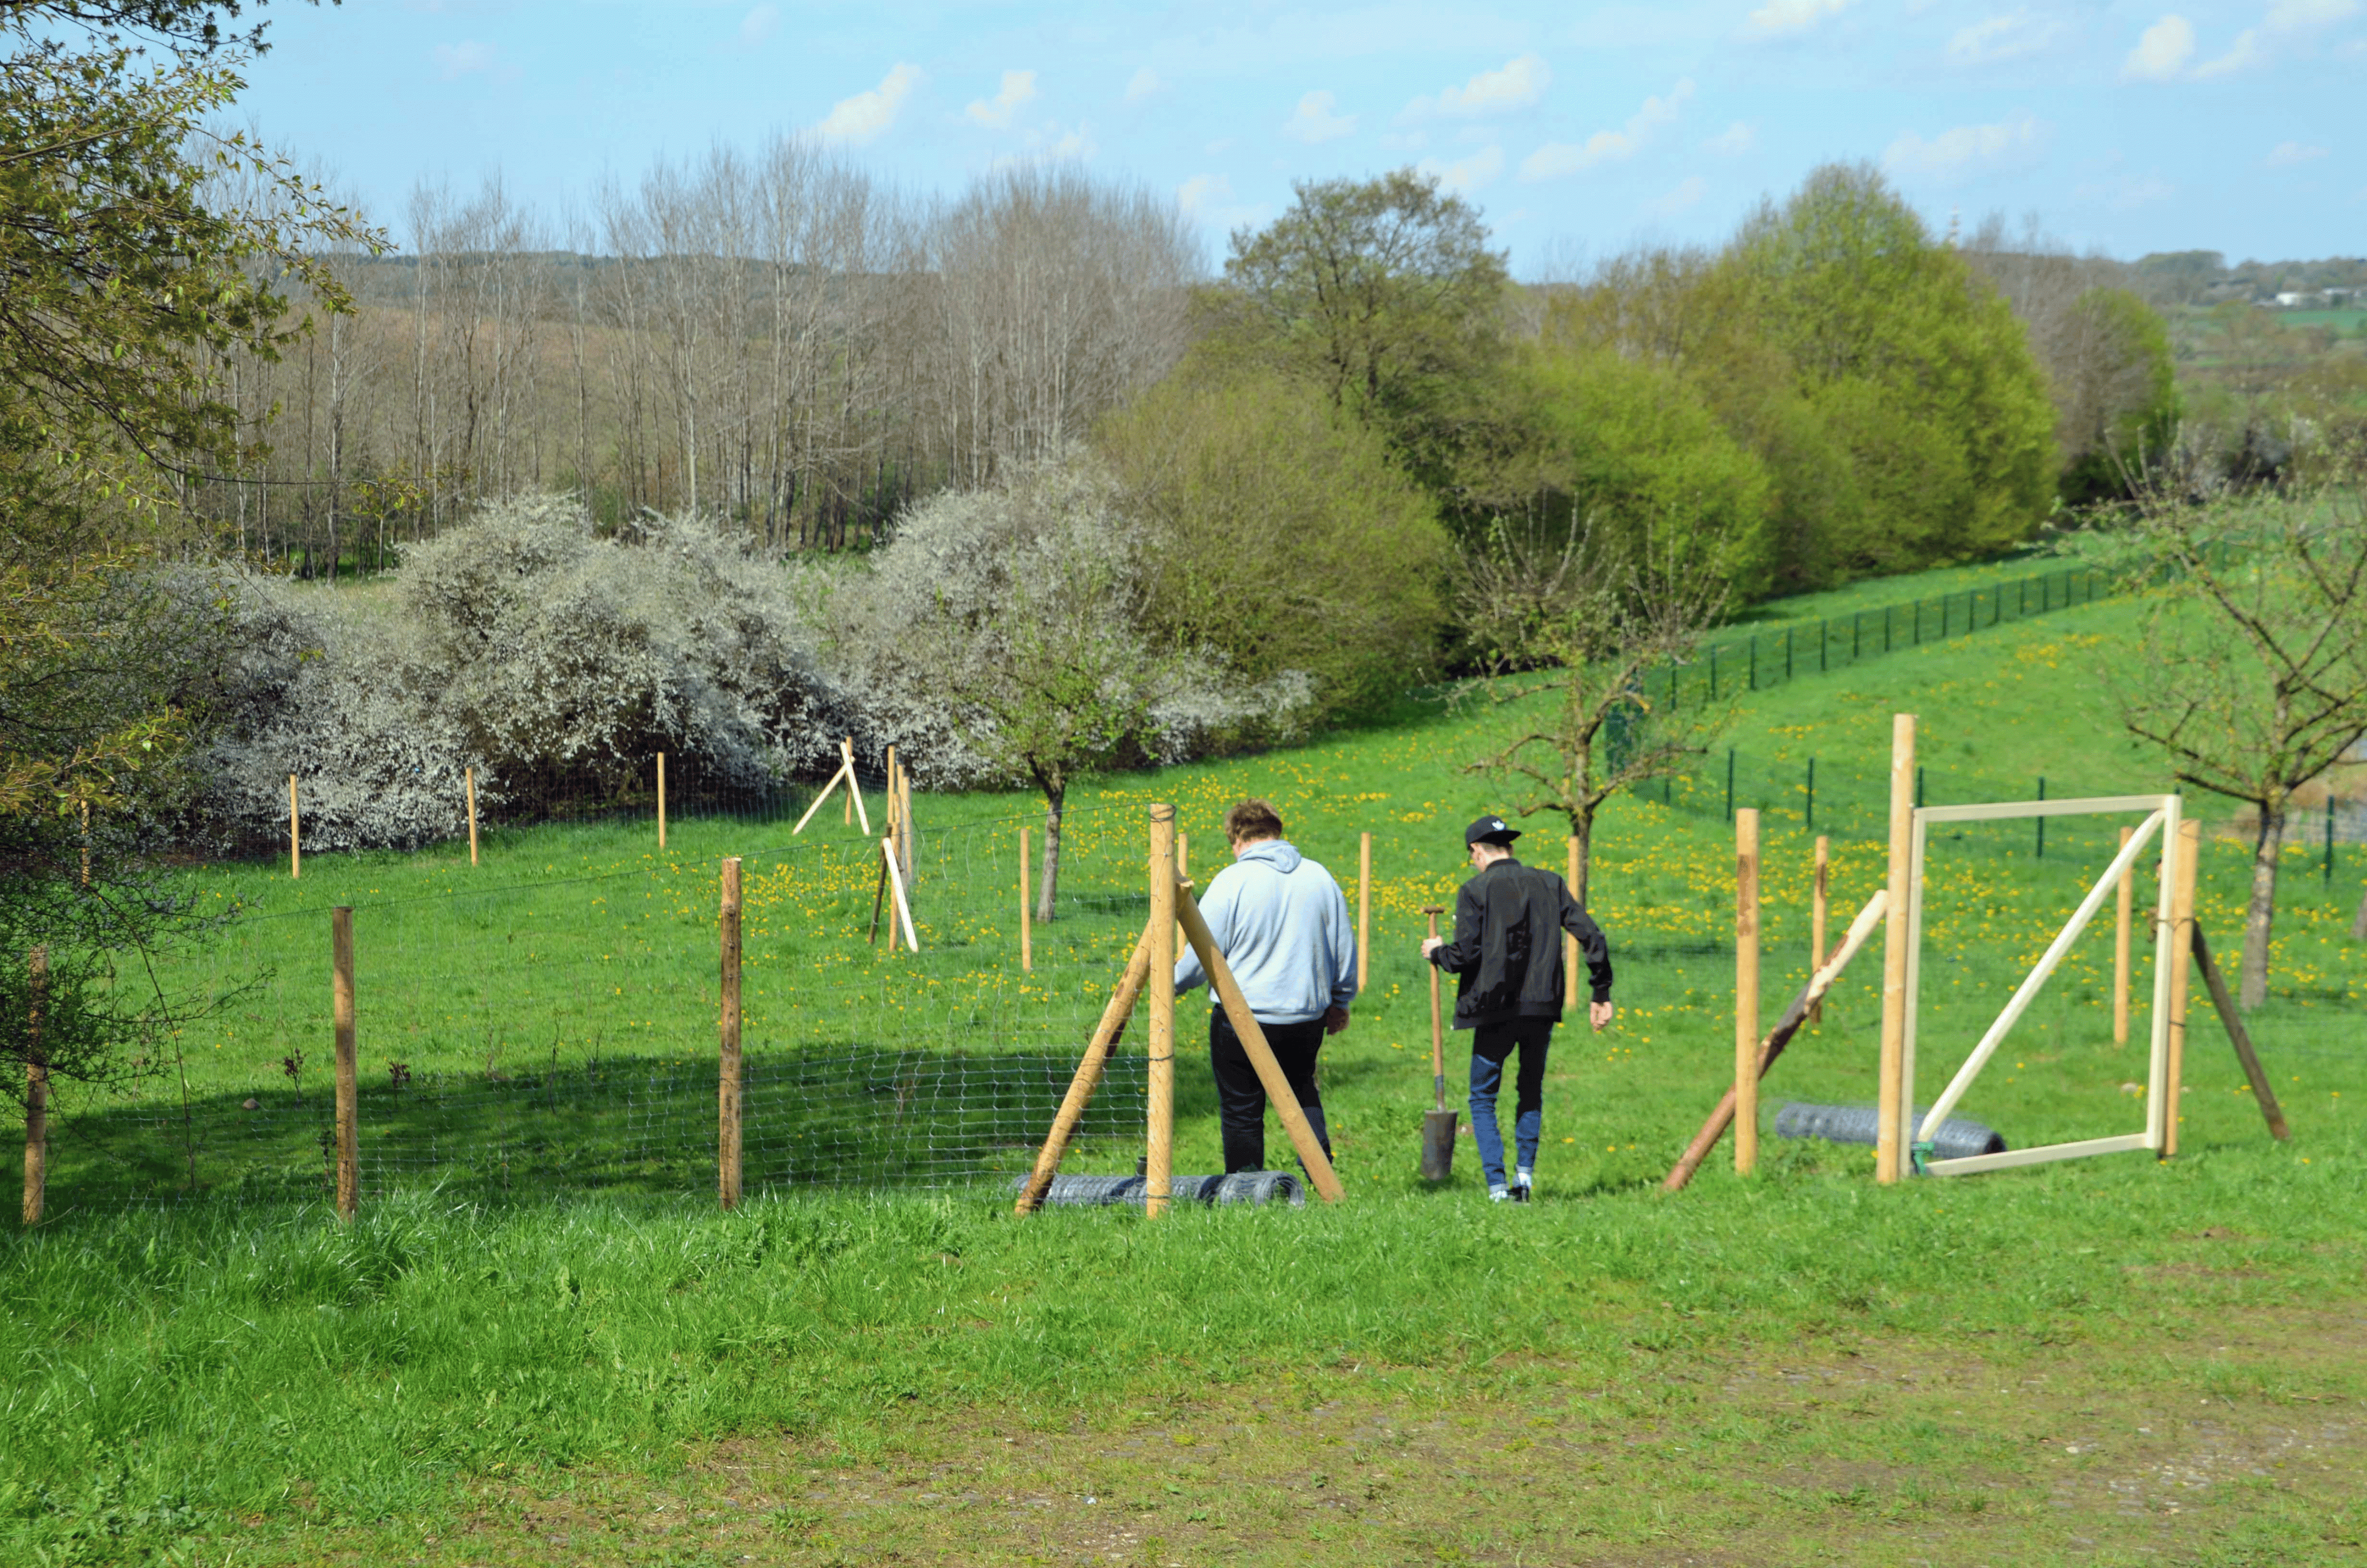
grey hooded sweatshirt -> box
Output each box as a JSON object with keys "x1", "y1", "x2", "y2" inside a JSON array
[{"x1": 1173, "y1": 839, "x2": 1359, "y2": 1024}]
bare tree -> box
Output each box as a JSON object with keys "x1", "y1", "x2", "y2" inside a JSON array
[
  {"x1": 2105, "y1": 470, "x2": 2367, "y2": 1006},
  {"x1": 1461, "y1": 512, "x2": 1734, "y2": 902}
]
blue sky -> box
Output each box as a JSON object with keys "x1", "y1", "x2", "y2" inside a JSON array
[{"x1": 236, "y1": 0, "x2": 2364, "y2": 270}]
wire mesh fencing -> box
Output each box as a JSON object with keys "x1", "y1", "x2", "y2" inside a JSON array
[{"x1": 30, "y1": 802, "x2": 1159, "y2": 1212}]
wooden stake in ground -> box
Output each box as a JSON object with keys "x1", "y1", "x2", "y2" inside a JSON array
[
  {"x1": 1877, "y1": 714, "x2": 1916, "y2": 1185},
  {"x1": 289, "y1": 774, "x2": 300, "y2": 879},
  {"x1": 1018, "y1": 827, "x2": 1033, "y2": 972},
  {"x1": 466, "y1": 767, "x2": 479, "y2": 866},
  {"x1": 1357, "y1": 832, "x2": 1372, "y2": 995},
  {"x1": 1810, "y1": 836, "x2": 1829, "y2": 1025},
  {"x1": 897, "y1": 762, "x2": 914, "y2": 884},
  {"x1": 1420, "y1": 904, "x2": 1455, "y2": 1182},
  {"x1": 657, "y1": 753, "x2": 667, "y2": 851},
  {"x1": 1146, "y1": 804, "x2": 1177, "y2": 1219},
  {"x1": 1565, "y1": 834, "x2": 1581, "y2": 1012},
  {"x1": 840, "y1": 737, "x2": 870, "y2": 834},
  {"x1": 1174, "y1": 882, "x2": 1345, "y2": 1202},
  {"x1": 1014, "y1": 927, "x2": 1155, "y2": 1215},
  {"x1": 719, "y1": 857, "x2": 743, "y2": 1211},
  {"x1": 1177, "y1": 831, "x2": 1190, "y2": 883},
  {"x1": 2114, "y1": 824, "x2": 2133, "y2": 1045},
  {"x1": 1735, "y1": 808, "x2": 1762, "y2": 1177},
  {"x1": 882, "y1": 834, "x2": 920, "y2": 952},
  {"x1": 2161, "y1": 817, "x2": 2201, "y2": 1159},
  {"x1": 2190, "y1": 925, "x2": 2290, "y2": 1141},
  {"x1": 1665, "y1": 890, "x2": 1888, "y2": 1193},
  {"x1": 22, "y1": 947, "x2": 47, "y2": 1226},
  {"x1": 331, "y1": 906, "x2": 358, "y2": 1221}
]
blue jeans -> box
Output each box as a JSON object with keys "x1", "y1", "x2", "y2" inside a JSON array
[{"x1": 1468, "y1": 1018, "x2": 1553, "y2": 1189}]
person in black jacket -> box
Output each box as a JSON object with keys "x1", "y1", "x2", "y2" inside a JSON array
[{"x1": 1421, "y1": 815, "x2": 1614, "y2": 1201}]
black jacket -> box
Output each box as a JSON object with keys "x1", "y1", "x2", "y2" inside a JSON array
[{"x1": 1428, "y1": 856, "x2": 1613, "y2": 1029}]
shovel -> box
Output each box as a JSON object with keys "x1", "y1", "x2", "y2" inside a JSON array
[{"x1": 1420, "y1": 904, "x2": 1456, "y2": 1181}]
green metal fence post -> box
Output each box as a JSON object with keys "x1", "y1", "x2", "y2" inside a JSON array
[
  {"x1": 2329, "y1": 794, "x2": 2338, "y2": 886},
  {"x1": 1785, "y1": 625, "x2": 1794, "y2": 682},
  {"x1": 1820, "y1": 619, "x2": 1829, "y2": 673},
  {"x1": 2036, "y1": 776, "x2": 2046, "y2": 859},
  {"x1": 1748, "y1": 638, "x2": 1757, "y2": 691},
  {"x1": 1916, "y1": 765, "x2": 1925, "y2": 809},
  {"x1": 1726, "y1": 748, "x2": 1736, "y2": 823},
  {"x1": 1806, "y1": 757, "x2": 1816, "y2": 831}
]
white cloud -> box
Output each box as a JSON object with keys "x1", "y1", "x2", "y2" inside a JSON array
[
  {"x1": 2267, "y1": 139, "x2": 2330, "y2": 165},
  {"x1": 1705, "y1": 120, "x2": 1756, "y2": 155},
  {"x1": 1744, "y1": 0, "x2": 1852, "y2": 38},
  {"x1": 2191, "y1": 27, "x2": 2268, "y2": 75},
  {"x1": 1947, "y1": 10, "x2": 2066, "y2": 65},
  {"x1": 1518, "y1": 79, "x2": 1693, "y2": 180},
  {"x1": 1646, "y1": 175, "x2": 1707, "y2": 217},
  {"x1": 2267, "y1": 0, "x2": 2358, "y2": 27},
  {"x1": 737, "y1": 4, "x2": 777, "y2": 47},
  {"x1": 2122, "y1": 14, "x2": 2195, "y2": 79},
  {"x1": 1177, "y1": 174, "x2": 1232, "y2": 216},
  {"x1": 816, "y1": 63, "x2": 922, "y2": 145},
  {"x1": 433, "y1": 39, "x2": 497, "y2": 79},
  {"x1": 1418, "y1": 145, "x2": 1505, "y2": 194},
  {"x1": 1125, "y1": 67, "x2": 1161, "y2": 103},
  {"x1": 1883, "y1": 109, "x2": 2047, "y2": 179},
  {"x1": 1046, "y1": 123, "x2": 1095, "y2": 159},
  {"x1": 1401, "y1": 53, "x2": 1551, "y2": 120},
  {"x1": 1283, "y1": 89, "x2": 1356, "y2": 144},
  {"x1": 966, "y1": 70, "x2": 1038, "y2": 129}
]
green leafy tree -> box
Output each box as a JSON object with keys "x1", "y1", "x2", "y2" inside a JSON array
[
  {"x1": 2, "y1": 0, "x2": 373, "y2": 1120},
  {"x1": 1211, "y1": 168, "x2": 1509, "y2": 491},
  {"x1": 2056, "y1": 287, "x2": 2179, "y2": 507},
  {"x1": 1096, "y1": 363, "x2": 1453, "y2": 718},
  {"x1": 1727, "y1": 163, "x2": 2058, "y2": 565}
]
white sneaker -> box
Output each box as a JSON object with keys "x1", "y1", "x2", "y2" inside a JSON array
[{"x1": 1488, "y1": 1186, "x2": 1510, "y2": 1202}]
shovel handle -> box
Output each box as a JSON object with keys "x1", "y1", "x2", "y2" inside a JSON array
[{"x1": 1423, "y1": 905, "x2": 1446, "y2": 1112}]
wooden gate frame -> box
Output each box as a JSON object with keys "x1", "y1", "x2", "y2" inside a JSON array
[{"x1": 1902, "y1": 793, "x2": 2180, "y2": 1177}]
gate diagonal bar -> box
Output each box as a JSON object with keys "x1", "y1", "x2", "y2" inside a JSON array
[{"x1": 1906, "y1": 794, "x2": 2179, "y2": 1177}]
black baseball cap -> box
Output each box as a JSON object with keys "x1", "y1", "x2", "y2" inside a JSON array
[{"x1": 1465, "y1": 815, "x2": 1521, "y2": 846}]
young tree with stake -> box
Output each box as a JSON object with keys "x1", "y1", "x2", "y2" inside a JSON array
[
  {"x1": 2101, "y1": 466, "x2": 2367, "y2": 1008},
  {"x1": 1461, "y1": 515, "x2": 1735, "y2": 902}
]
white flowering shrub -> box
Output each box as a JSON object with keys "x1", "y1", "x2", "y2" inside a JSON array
[
  {"x1": 203, "y1": 497, "x2": 849, "y2": 849},
  {"x1": 820, "y1": 457, "x2": 1311, "y2": 791}
]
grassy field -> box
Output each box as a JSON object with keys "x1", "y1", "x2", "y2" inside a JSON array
[{"x1": 6, "y1": 559, "x2": 2365, "y2": 1565}]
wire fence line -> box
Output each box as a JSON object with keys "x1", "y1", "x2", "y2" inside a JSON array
[
  {"x1": 1677, "y1": 562, "x2": 2112, "y2": 707},
  {"x1": 34, "y1": 802, "x2": 1161, "y2": 1213}
]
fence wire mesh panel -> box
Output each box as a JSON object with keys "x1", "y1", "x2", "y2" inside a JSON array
[{"x1": 32, "y1": 803, "x2": 1155, "y2": 1209}]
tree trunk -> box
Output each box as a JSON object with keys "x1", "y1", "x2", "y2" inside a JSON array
[
  {"x1": 2240, "y1": 801, "x2": 2284, "y2": 1009},
  {"x1": 1036, "y1": 787, "x2": 1064, "y2": 925}
]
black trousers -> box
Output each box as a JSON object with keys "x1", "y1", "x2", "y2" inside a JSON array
[{"x1": 1208, "y1": 1009, "x2": 1332, "y2": 1175}]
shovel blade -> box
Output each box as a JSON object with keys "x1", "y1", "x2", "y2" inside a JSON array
[{"x1": 1420, "y1": 1108, "x2": 1458, "y2": 1182}]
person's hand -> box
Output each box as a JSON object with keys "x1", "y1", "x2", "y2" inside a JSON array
[
  {"x1": 1589, "y1": 999, "x2": 1615, "y2": 1033},
  {"x1": 1420, "y1": 936, "x2": 1443, "y2": 959},
  {"x1": 1323, "y1": 1005, "x2": 1350, "y2": 1036}
]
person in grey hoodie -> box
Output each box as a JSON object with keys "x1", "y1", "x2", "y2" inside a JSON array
[{"x1": 1173, "y1": 797, "x2": 1358, "y2": 1174}]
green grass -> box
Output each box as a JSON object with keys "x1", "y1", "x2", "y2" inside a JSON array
[{"x1": 8, "y1": 555, "x2": 2367, "y2": 1564}]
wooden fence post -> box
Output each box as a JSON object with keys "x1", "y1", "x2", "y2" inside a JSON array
[
  {"x1": 656, "y1": 753, "x2": 667, "y2": 851},
  {"x1": 1019, "y1": 827, "x2": 1033, "y2": 972},
  {"x1": 22, "y1": 948, "x2": 47, "y2": 1226},
  {"x1": 1566, "y1": 833, "x2": 1582, "y2": 1011},
  {"x1": 331, "y1": 906, "x2": 358, "y2": 1221},
  {"x1": 2162, "y1": 818, "x2": 2201, "y2": 1159},
  {"x1": 719, "y1": 856, "x2": 743, "y2": 1211},
  {"x1": 2114, "y1": 824, "x2": 2133, "y2": 1046},
  {"x1": 1178, "y1": 831, "x2": 1189, "y2": 882},
  {"x1": 1810, "y1": 835, "x2": 1829, "y2": 1025},
  {"x1": 289, "y1": 774, "x2": 300, "y2": 879},
  {"x1": 1357, "y1": 831, "x2": 1372, "y2": 995},
  {"x1": 1877, "y1": 714, "x2": 1916, "y2": 1185},
  {"x1": 1146, "y1": 804, "x2": 1177, "y2": 1218},
  {"x1": 466, "y1": 766, "x2": 479, "y2": 866},
  {"x1": 1735, "y1": 809, "x2": 1761, "y2": 1176}
]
